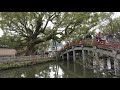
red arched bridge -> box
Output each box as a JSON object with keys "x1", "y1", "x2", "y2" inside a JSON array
[
  {"x1": 57, "y1": 39, "x2": 120, "y2": 75},
  {"x1": 58, "y1": 39, "x2": 120, "y2": 60},
  {"x1": 60, "y1": 39, "x2": 120, "y2": 52}
]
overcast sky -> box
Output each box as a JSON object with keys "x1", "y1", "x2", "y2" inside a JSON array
[{"x1": 0, "y1": 12, "x2": 120, "y2": 37}]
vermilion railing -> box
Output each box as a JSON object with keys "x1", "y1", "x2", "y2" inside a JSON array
[{"x1": 59, "y1": 39, "x2": 120, "y2": 53}]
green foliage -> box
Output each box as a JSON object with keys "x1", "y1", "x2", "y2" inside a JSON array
[
  {"x1": 99, "y1": 13, "x2": 120, "y2": 41},
  {"x1": 0, "y1": 33, "x2": 26, "y2": 49},
  {"x1": 64, "y1": 12, "x2": 113, "y2": 42},
  {"x1": 0, "y1": 12, "x2": 114, "y2": 55}
]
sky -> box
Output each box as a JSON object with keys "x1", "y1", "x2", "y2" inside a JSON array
[
  {"x1": 112, "y1": 12, "x2": 120, "y2": 19},
  {"x1": 0, "y1": 12, "x2": 120, "y2": 37}
]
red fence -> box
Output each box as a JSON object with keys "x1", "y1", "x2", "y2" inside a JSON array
[{"x1": 59, "y1": 39, "x2": 120, "y2": 52}]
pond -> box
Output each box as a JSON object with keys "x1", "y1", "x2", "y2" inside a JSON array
[{"x1": 0, "y1": 60, "x2": 117, "y2": 78}]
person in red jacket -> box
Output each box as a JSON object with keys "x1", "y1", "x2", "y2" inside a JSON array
[{"x1": 98, "y1": 32, "x2": 101, "y2": 42}]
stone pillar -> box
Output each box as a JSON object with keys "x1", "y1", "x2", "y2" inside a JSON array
[
  {"x1": 81, "y1": 45, "x2": 86, "y2": 67},
  {"x1": 113, "y1": 50, "x2": 119, "y2": 75},
  {"x1": 82, "y1": 49, "x2": 85, "y2": 61},
  {"x1": 73, "y1": 50, "x2": 76, "y2": 62},
  {"x1": 99, "y1": 58, "x2": 104, "y2": 71},
  {"x1": 67, "y1": 52, "x2": 69, "y2": 61},
  {"x1": 93, "y1": 58, "x2": 97, "y2": 69},
  {"x1": 78, "y1": 51, "x2": 81, "y2": 60},
  {"x1": 107, "y1": 57, "x2": 111, "y2": 70},
  {"x1": 72, "y1": 46, "x2": 76, "y2": 62},
  {"x1": 93, "y1": 46, "x2": 99, "y2": 70}
]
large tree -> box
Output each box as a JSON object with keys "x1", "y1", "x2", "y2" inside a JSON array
[
  {"x1": 99, "y1": 14, "x2": 120, "y2": 42},
  {"x1": 0, "y1": 12, "x2": 113, "y2": 55},
  {"x1": 63, "y1": 12, "x2": 113, "y2": 42}
]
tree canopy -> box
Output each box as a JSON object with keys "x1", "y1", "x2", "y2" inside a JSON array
[
  {"x1": 99, "y1": 15, "x2": 120, "y2": 42},
  {"x1": 0, "y1": 12, "x2": 114, "y2": 55}
]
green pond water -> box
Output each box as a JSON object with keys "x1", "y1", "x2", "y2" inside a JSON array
[{"x1": 0, "y1": 60, "x2": 117, "y2": 78}]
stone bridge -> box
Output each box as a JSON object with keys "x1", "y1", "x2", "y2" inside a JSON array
[{"x1": 57, "y1": 39, "x2": 120, "y2": 76}]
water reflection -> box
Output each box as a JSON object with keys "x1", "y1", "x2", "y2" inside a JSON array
[
  {"x1": 21, "y1": 73, "x2": 26, "y2": 78},
  {"x1": 34, "y1": 65, "x2": 64, "y2": 78},
  {"x1": 0, "y1": 60, "x2": 118, "y2": 78}
]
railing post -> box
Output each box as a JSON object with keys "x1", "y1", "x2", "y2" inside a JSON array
[{"x1": 72, "y1": 46, "x2": 76, "y2": 62}]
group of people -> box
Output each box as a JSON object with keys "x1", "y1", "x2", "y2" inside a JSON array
[{"x1": 95, "y1": 32, "x2": 118, "y2": 44}]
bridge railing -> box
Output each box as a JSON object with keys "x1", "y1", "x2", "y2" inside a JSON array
[
  {"x1": 100, "y1": 41, "x2": 120, "y2": 49},
  {"x1": 59, "y1": 39, "x2": 120, "y2": 53},
  {"x1": 82, "y1": 39, "x2": 95, "y2": 46},
  {"x1": 63, "y1": 39, "x2": 95, "y2": 49}
]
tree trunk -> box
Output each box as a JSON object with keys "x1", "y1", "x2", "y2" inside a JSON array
[{"x1": 25, "y1": 41, "x2": 35, "y2": 56}]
